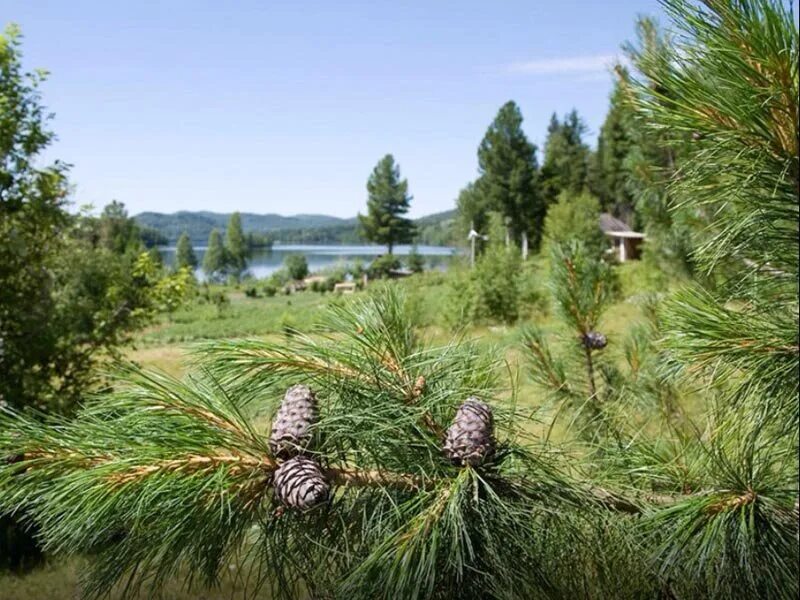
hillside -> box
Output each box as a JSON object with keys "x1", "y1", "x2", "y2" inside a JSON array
[
  {"x1": 135, "y1": 211, "x2": 354, "y2": 244},
  {"x1": 135, "y1": 209, "x2": 457, "y2": 245}
]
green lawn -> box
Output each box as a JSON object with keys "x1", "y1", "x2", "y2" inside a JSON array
[{"x1": 2, "y1": 262, "x2": 665, "y2": 599}]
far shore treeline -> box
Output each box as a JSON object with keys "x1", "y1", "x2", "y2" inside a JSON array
[{"x1": 134, "y1": 208, "x2": 457, "y2": 247}]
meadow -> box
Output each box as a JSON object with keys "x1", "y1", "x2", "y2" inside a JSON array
[{"x1": 1, "y1": 259, "x2": 660, "y2": 599}]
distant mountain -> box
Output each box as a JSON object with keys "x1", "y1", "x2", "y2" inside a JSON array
[
  {"x1": 134, "y1": 211, "x2": 355, "y2": 244},
  {"x1": 135, "y1": 209, "x2": 457, "y2": 246}
]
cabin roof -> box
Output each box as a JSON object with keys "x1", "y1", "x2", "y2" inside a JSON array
[{"x1": 599, "y1": 213, "x2": 645, "y2": 239}]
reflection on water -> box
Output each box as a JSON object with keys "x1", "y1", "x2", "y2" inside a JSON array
[{"x1": 159, "y1": 244, "x2": 460, "y2": 280}]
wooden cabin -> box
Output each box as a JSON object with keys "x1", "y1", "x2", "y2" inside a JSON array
[{"x1": 599, "y1": 213, "x2": 645, "y2": 262}]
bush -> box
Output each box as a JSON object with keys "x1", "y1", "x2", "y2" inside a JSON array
[
  {"x1": 244, "y1": 287, "x2": 259, "y2": 298},
  {"x1": 262, "y1": 283, "x2": 278, "y2": 297},
  {"x1": 542, "y1": 191, "x2": 606, "y2": 253},
  {"x1": 406, "y1": 247, "x2": 425, "y2": 273},
  {"x1": 211, "y1": 291, "x2": 230, "y2": 317},
  {"x1": 469, "y1": 245, "x2": 524, "y2": 324},
  {"x1": 443, "y1": 245, "x2": 545, "y2": 328},
  {"x1": 284, "y1": 254, "x2": 309, "y2": 281},
  {"x1": 368, "y1": 254, "x2": 401, "y2": 279}
]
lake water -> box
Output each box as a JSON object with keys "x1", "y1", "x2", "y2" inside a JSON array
[{"x1": 159, "y1": 244, "x2": 460, "y2": 280}]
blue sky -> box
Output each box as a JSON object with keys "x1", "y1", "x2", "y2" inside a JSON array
[{"x1": 3, "y1": 0, "x2": 665, "y2": 218}]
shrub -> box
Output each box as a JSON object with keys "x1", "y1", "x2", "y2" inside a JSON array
[
  {"x1": 406, "y1": 246, "x2": 425, "y2": 273},
  {"x1": 368, "y1": 254, "x2": 401, "y2": 279},
  {"x1": 262, "y1": 283, "x2": 278, "y2": 297},
  {"x1": 284, "y1": 254, "x2": 309, "y2": 281},
  {"x1": 542, "y1": 191, "x2": 606, "y2": 253},
  {"x1": 244, "y1": 287, "x2": 259, "y2": 298},
  {"x1": 443, "y1": 245, "x2": 545, "y2": 328}
]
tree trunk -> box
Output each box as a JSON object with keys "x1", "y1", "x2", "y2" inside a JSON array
[{"x1": 521, "y1": 231, "x2": 529, "y2": 260}]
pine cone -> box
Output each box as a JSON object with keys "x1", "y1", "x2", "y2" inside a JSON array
[
  {"x1": 269, "y1": 384, "x2": 318, "y2": 458},
  {"x1": 582, "y1": 331, "x2": 608, "y2": 350},
  {"x1": 443, "y1": 397, "x2": 495, "y2": 467},
  {"x1": 273, "y1": 456, "x2": 329, "y2": 510}
]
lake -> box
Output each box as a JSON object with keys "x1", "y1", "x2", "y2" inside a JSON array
[{"x1": 159, "y1": 243, "x2": 460, "y2": 279}]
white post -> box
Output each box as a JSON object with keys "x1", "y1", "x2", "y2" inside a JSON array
[
  {"x1": 521, "y1": 231, "x2": 529, "y2": 260},
  {"x1": 619, "y1": 238, "x2": 626, "y2": 262},
  {"x1": 470, "y1": 221, "x2": 476, "y2": 268}
]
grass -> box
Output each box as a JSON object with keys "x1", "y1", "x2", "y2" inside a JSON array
[
  {"x1": 2, "y1": 260, "x2": 675, "y2": 599},
  {"x1": 0, "y1": 558, "x2": 262, "y2": 600}
]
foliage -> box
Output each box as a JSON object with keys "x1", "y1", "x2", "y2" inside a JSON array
[
  {"x1": 283, "y1": 254, "x2": 309, "y2": 281},
  {"x1": 201, "y1": 228, "x2": 226, "y2": 281},
  {"x1": 477, "y1": 101, "x2": 543, "y2": 252},
  {"x1": 589, "y1": 79, "x2": 636, "y2": 221},
  {"x1": 367, "y1": 254, "x2": 401, "y2": 279},
  {"x1": 0, "y1": 29, "x2": 178, "y2": 414},
  {"x1": 620, "y1": 19, "x2": 696, "y2": 277},
  {"x1": 175, "y1": 232, "x2": 198, "y2": 270},
  {"x1": 540, "y1": 110, "x2": 591, "y2": 205},
  {"x1": 629, "y1": 0, "x2": 799, "y2": 412},
  {"x1": 225, "y1": 212, "x2": 248, "y2": 280},
  {"x1": 358, "y1": 154, "x2": 416, "y2": 253},
  {"x1": 445, "y1": 246, "x2": 545, "y2": 328},
  {"x1": 406, "y1": 246, "x2": 425, "y2": 273},
  {"x1": 455, "y1": 181, "x2": 491, "y2": 243},
  {"x1": 542, "y1": 191, "x2": 605, "y2": 253},
  {"x1": 549, "y1": 241, "x2": 618, "y2": 335}
]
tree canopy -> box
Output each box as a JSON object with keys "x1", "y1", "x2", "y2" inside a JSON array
[
  {"x1": 358, "y1": 154, "x2": 416, "y2": 253},
  {"x1": 477, "y1": 101, "x2": 542, "y2": 252}
]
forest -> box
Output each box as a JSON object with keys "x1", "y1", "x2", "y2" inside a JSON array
[{"x1": 0, "y1": 1, "x2": 798, "y2": 599}]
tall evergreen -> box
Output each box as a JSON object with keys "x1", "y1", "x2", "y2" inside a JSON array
[
  {"x1": 202, "y1": 228, "x2": 226, "y2": 280},
  {"x1": 175, "y1": 232, "x2": 198, "y2": 270},
  {"x1": 225, "y1": 212, "x2": 247, "y2": 279},
  {"x1": 358, "y1": 154, "x2": 415, "y2": 254},
  {"x1": 590, "y1": 77, "x2": 635, "y2": 221},
  {"x1": 540, "y1": 110, "x2": 591, "y2": 205},
  {"x1": 621, "y1": 18, "x2": 695, "y2": 276},
  {"x1": 477, "y1": 101, "x2": 542, "y2": 255}
]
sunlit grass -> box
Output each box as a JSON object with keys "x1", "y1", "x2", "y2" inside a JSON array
[{"x1": 2, "y1": 264, "x2": 665, "y2": 598}]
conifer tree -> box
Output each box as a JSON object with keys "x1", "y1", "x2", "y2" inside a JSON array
[
  {"x1": 225, "y1": 212, "x2": 247, "y2": 279},
  {"x1": 477, "y1": 101, "x2": 542, "y2": 255},
  {"x1": 540, "y1": 110, "x2": 591, "y2": 205},
  {"x1": 358, "y1": 155, "x2": 416, "y2": 254},
  {"x1": 590, "y1": 78, "x2": 636, "y2": 221},
  {"x1": 202, "y1": 228, "x2": 226, "y2": 281},
  {"x1": 175, "y1": 232, "x2": 198, "y2": 270},
  {"x1": 619, "y1": 18, "x2": 695, "y2": 276}
]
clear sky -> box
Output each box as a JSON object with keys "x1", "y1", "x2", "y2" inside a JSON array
[{"x1": 2, "y1": 0, "x2": 665, "y2": 218}]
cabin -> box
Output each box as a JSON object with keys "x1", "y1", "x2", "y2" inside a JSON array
[{"x1": 599, "y1": 213, "x2": 645, "y2": 262}]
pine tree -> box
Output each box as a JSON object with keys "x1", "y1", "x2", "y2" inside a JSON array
[
  {"x1": 540, "y1": 110, "x2": 591, "y2": 205},
  {"x1": 477, "y1": 101, "x2": 542, "y2": 255},
  {"x1": 202, "y1": 228, "x2": 226, "y2": 281},
  {"x1": 175, "y1": 232, "x2": 198, "y2": 270},
  {"x1": 225, "y1": 212, "x2": 247, "y2": 279},
  {"x1": 620, "y1": 18, "x2": 695, "y2": 277},
  {"x1": 358, "y1": 155, "x2": 416, "y2": 254},
  {"x1": 590, "y1": 78, "x2": 635, "y2": 222}
]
